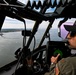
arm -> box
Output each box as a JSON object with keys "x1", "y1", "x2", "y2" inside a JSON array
[
  {"x1": 50, "y1": 54, "x2": 60, "y2": 75},
  {"x1": 44, "y1": 54, "x2": 60, "y2": 75}
]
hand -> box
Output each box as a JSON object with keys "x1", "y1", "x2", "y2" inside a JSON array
[{"x1": 51, "y1": 54, "x2": 60, "y2": 64}]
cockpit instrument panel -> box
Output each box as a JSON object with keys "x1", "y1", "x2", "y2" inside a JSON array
[{"x1": 46, "y1": 41, "x2": 71, "y2": 65}]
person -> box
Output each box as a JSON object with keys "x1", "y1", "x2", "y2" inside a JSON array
[{"x1": 44, "y1": 21, "x2": 76, "y2": 75}]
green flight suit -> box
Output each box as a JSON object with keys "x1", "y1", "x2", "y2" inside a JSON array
[{"x1": 44, "y1": 57, "x2": 76, "y2": 75}]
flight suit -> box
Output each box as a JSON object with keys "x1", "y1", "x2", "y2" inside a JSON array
[{"x1": 44, "y1": 57, "x2": 76, "y2": 75}]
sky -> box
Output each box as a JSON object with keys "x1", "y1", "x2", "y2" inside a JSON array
[
  {"x1": 2, "y1": 0, "x2": 76, "y2": 29},
  {"x1": 2, "y1": 17, "x2": 76, "y2": 29}
]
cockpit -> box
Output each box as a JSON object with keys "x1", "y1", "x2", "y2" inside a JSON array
[{"x1": 0, "y1": 0, "x2": 76, "y2": 75}]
